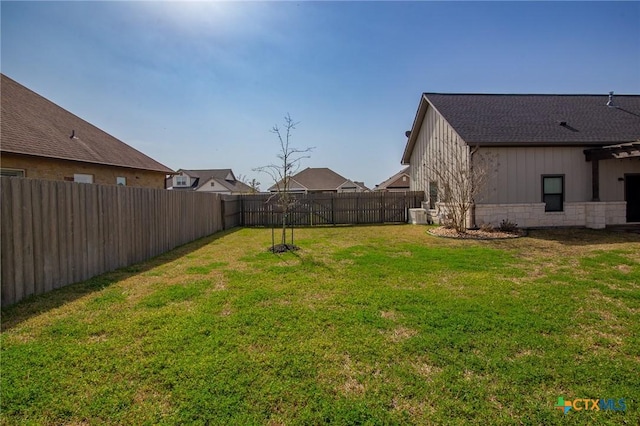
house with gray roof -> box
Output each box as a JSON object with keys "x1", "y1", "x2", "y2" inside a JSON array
[
  {"x1": 402, "y1": 93, "x2": 640, "y2": 228},
  {"x1": 375, "y1": 167, "x2": 411, "y2": 192},
  {"x1": 268, "y1": 167, "x2": 368, "y2": 193},
  {"x1": 167, "y1": 169, "x2": 253, "y2": 194},
  {"x1": 0, "y1": 74, "x2": 174, "y2": 188}
]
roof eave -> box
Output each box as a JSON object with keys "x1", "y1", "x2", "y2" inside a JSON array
[
  {"x1": 268, "y1": 177, "x2": 308, "y2": 192},
  {"x1": 401, "y1": 94, "x2": 429, "y2": 164},
  {"x1": 464, "y1": 140, "x2": 637, "y2": 148}
]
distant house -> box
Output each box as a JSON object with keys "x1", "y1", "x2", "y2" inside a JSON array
[
  {"x1": 401, "y1": 93, "x2": 640, "y2": 228},
  {"x1": 354, "y1": 181, "x2": 371, "y2": 192},
  {"x1": 0, "y1": 74, "x2": 174, "y2": 188},
  {"x1": 268, "y1": 167, "x2": 368, "y2": 194},
  {"x1": 167, "y1": 169, "x2": 253, "y2": 194},
  {"x1": 375, "y1": 167, "x2": 411, "y2": 192}
]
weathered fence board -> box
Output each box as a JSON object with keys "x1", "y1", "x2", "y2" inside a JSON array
[
  {"x1": 0, "y1": 177, "x2": 240, "y2": 307},
  {"x1": 237, "y1": 191, "x2": 424, "y2": 227},
  {"x1": 1, "y1": 177, "x2": 423, "y2": 307}
]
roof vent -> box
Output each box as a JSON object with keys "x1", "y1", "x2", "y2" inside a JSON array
[
  {"x1": 606, "y1": 91, "x2": 615, "y2": 107},
  {"x1": 70, "y1": 129, "x2": 76, "y2": 139},
  {"x1": 405, "y1": 130, "x2": 411, "y2": 138},
  {"x1": 557, "y1": 121, "x2": 579, "y2": 132}
]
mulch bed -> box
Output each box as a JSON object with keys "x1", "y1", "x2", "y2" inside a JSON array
[
  {"x1": 269, "y1": 244, "x2": 301, "y2": 253},
  {"x1": 428, "y1": 226, "x2": 526, "y2": 240}
]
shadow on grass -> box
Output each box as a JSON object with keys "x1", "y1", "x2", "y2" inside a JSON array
[
  {"x1": 250, "y1": 222, "x2": 408, "y2": 230},
  {"x1": 526, "y1": 227, "x2": 640, "y2": 246},
  {"x1": 0, "y1": 227, "x2": 242, "y2": 332}
]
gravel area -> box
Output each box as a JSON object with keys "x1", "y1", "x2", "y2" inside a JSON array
[{"x1": 428, "y1": 226, "x2": 525, "y2": 239}]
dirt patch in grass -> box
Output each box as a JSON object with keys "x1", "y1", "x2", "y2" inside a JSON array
[
  {"x1": 616, "y1": 264, "x2": 633, "y2": 274},
  {"x1": 391, "y1": 396, "x2": 435, "y2": 417},
  {"x1": 386, "y1": 326, "x2": 418, "y2": 343},
  {"x1": 87, "y1": 333, "x2": 108, "y2": 344},
  {"x1": 219, "y1": 302, "x2": 233, "y2": 317},
  {"x1": 413, "y1": 360, "x2": 442, "y2": 380},
  {"x1": 340, "y1": 376, "x2": 365, "y2": 395},
  {"x1": 380, "y1": 310, "x2": 399, "y2": 320},
  {"x1": 336, "y1": 354, "x2": 367, "y2": 396}
]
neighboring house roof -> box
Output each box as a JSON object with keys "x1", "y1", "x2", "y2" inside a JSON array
[
  {"x1": 169, "y1": 169, "x2": 253, "y2": 192},
  {"x1": 0, "y1": 74, "x2": 174, "y2": 174},
  {"x1": 402, "y1": 93, "x2": 640, "y2": 164},
  {"x1": 198, "y1": 176, "x2": 253, "y2": 193},
  {"x1": 354, "y1": 181, "x2": 371, "y2": 191},
  {"x1": 268, "y1": 167, "x2": 366, "y2": 192},
  {"x1": 375, "y1": 167, "x2": 410, "y2": 191}
]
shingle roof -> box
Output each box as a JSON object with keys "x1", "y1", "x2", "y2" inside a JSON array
[
  {"x1": 426, "y1": 93, "x2": 640, "y2": 144},
  {"x1": 354, "y1": 181, "x2": 370, "y2": 191},
  {"x1": 268, "y1": 167, "x2": 355, "y2": 192},
  {"x1": 375, "y1": 167, "x2": 410, "y2": 190},
  {"x1": 1, "y1": 74, "x2": 173, "y2": 174},
  {"x1": 402, "y1": 93, "x2": 640, "y2": 163},
  {"x1": 170, "y1": 169, "x2": 253, "y2": 192},
  {"x1": 183, "y1": 169, "x2": 235, "y2": 186}
]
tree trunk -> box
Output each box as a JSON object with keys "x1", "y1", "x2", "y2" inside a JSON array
[{"x1": 281, "y1": 213, "x2": 286, "y2": 246}]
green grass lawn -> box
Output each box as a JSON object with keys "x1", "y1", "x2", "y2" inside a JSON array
[{"x1": 2, "y1": 225, "x2": 639, "y2": 425}]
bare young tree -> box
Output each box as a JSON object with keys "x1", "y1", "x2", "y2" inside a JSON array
[
  {"x1": 246, "y1": 178, "x2": 261, "y2": 193},
  {"x1": 253, "y1": 114, "x2": 313, "y2": 250},
  {"x1": 429, "y1": 146, "x2": 495, "y2": 233},
  {"x1": 237, "y1": 174, "x2": 261, "y2": 193}
]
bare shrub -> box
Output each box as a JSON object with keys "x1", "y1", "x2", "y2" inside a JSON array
[
  {"x1": 429, "y1": 146, "x2": 496, "y2": 233},
  {"x1": 480, "y1": 223, "x2": 495, "y2": 233},
  {"x1": 498, "y1": 219, "x2": 518, "y2": 233}
]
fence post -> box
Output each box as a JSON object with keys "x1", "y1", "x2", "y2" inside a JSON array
[
  {"x1": 331, "y1": 196, "x2": 335, "y2": 225},
  {"x1": 221, "y1": 198, "x2": 226, "y2": 230}
]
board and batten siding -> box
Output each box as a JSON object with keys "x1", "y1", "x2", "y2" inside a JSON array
[
  {"x1": 599, "y1": 158, "x2": 640, "y2": 202},
  {"x1": 475, "y1": 147, "x2": 640, "y2": 204},
  {"x1": 409, "y1": 104, "x2": 469, "y2": 194},
  {"x1": 476, "y1": 147, "x2": 590, "y2": 204}
]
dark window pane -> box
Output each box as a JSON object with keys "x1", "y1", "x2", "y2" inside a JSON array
[
  {"x1": 544, "y1": 194, "x2": 563, "y2": 212},
  {"x1": 543, "y1": 175, "x2": 564, "y2": 212},
  {"x1": 0, "y1": 170, "x2": 24, "y2": 177},
  {"x1": 429, "y1": 182, "x2": 438, "y2": 209}
]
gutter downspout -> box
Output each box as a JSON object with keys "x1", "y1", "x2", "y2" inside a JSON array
[{"x1": 469, "y1": 146, "x2": 478, "y2": 229}]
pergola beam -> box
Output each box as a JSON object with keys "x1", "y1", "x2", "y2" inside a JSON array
[
  {"x1": 591, "y1": 159, "x2": 600, "y2": 201},
  {"x1": 584, "y1": 141, "x2": 640, "y2": 161},
  {"x1": 584, "y1": 141, "x2": 639, "y2": 202}
]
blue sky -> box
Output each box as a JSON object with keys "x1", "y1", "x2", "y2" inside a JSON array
[{"x1": 2, "y1": 1, "x2": 639, "y2": 189}]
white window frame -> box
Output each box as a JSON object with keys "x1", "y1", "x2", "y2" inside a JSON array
[{"x1": 175, "y1": 175, "x2": 188, "y2": 186}]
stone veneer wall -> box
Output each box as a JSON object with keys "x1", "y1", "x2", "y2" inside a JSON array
[
  {"x1": 604, "y1": 202, "x2": 628, "y2": 225},
  {"x1": 475, "y1": 202, "x2": 628, "y2": 229}
]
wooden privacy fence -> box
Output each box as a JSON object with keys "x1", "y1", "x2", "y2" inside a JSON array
[
  {"x1": 1, "y1": 177, "x2": 239, "y2": 307},
  {"x1": 237, "y1": 191, "x2": 425, "y2": 227},
  {"x1": 1, "y1": 178, "x2": 422, "y2": 306}
]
